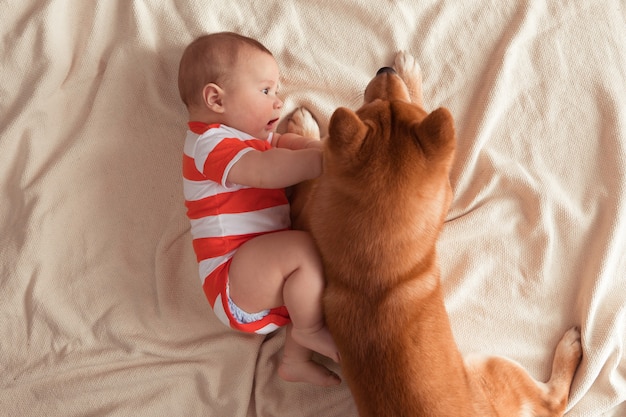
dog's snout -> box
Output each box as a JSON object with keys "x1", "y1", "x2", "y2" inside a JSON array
[
  {"x1": 376, "y1": 66, "x2": 397, "y2": 76},
  {"x1": 365, "y1": 65, "x2": 408, "y2": 104}
]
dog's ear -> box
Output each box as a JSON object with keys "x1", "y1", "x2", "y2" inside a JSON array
[
  {"x1": 327, "y1": 107, "x2": 368, "y2": 153},
  {"x1": 414, "y1": 107, "x2": 455, "y2": 158}
]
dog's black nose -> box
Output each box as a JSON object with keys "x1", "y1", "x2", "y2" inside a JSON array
[{"x1": 376, "y1": 66, "x2": 397, "y2": 76}]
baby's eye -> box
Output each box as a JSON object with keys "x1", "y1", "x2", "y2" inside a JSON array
[{"x1": 262, "y1": 88, "x2": 270, "y2": 95}]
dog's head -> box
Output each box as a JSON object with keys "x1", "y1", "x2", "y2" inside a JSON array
[
  {"x1": 309, "y1": 66, "x2": 457, "y2": 285},
  {"x1": 324, "y1": 67, "x2": 456, "y2": 232}
]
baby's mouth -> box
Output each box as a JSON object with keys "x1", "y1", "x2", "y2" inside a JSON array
[{"x1": 267, "y1": 118, "x2": 279, "y2": 129}]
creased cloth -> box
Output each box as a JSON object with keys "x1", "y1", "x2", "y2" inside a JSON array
[{"x1": 1, "y1": 1, "x2": 624, "y2": 416}]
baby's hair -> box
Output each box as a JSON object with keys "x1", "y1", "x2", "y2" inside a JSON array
[{"x1": 178, "y1": 32, "x2": 273, "y2": 109}]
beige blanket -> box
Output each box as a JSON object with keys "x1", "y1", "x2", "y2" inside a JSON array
[{"x1": 1, "y1": 1, "x2": 624, "y2": 415}]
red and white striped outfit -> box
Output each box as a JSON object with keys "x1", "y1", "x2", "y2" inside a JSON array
[{"x1": 183, "y1": 122, "x2": 291, "y2": 334}]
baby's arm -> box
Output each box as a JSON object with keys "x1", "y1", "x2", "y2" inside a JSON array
[
  {"x1": 273, "y1": 133, "x2": 323, "y2": 150},
  {"x1": 227, "y1": 147, "x2": 322, "y2": 189}
]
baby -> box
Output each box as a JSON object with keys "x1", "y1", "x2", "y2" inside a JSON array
[{"x1": 178, "y1": 32, "x2": 340, "y2": 386}]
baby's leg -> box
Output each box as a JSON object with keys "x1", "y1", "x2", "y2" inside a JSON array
[
  {"x1": 279, "y1": 325, "x2": 341, "y2": 386},
  {"x1": 228, "y1": 230, "x2": 340, "y2": 383}
]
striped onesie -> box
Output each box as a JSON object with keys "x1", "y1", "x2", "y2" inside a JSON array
[{"x1": 182, "y1": 122, "x2": 291, "y2": 334}]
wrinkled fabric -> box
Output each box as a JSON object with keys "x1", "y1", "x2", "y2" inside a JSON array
[{"x1": 1, "y1": 1, "x2": 624, "y2": 416}]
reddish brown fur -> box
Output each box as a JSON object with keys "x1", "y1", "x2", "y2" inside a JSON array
[{"x1": 291, "y1": 53, "x2": 582, "y2": 417}]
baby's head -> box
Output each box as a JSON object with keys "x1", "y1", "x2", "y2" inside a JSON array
[
  {"x1": 178, "y1": 32, "x2": 283, "y2": 139},
  {"x1": 178, "y1": 32, "x2": 272, "y2": 109}
]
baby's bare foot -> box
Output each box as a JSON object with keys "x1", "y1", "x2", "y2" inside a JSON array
[
  {"x1": 278, "y1": 359, "x2": 341, "y2": 386},
  {"x1": 291, "y1": 325, "x2": 340, "y2": 363}
]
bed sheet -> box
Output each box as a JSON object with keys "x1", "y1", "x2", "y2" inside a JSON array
[{"x1": 1, "y1": 1, "x2": 625, "y2": 416}]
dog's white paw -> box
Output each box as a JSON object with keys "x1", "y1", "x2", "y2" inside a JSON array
[
  {"x1": 287, "y1": 107, "x2": 321, "y2": 139},
  {"x1": 548, "y1": 326, "x2": 583, "y2": 396},
  {"x1": 394, "y1": 51, "x2": 422, "y2": 81},
  {"x1": 393, "y1": 51, "x2": 423, "y2": 105},
  {"x1": 558, "y1": 326, "x2": 583, "y2": 361}
]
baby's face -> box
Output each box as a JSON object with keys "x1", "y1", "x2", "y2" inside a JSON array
[{"x1": 220, "y1": 49, "x2": 283, "y2": 140}]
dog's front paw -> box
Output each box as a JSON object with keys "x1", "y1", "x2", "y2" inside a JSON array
[
  {"x1": 394, "y1": 51, "x2": 421, "y2": 83},
  {"x1": 287, "y1": 107, "x2": 321, "y2": 139},
  {"x1": 393, "y1": 51, "x2": 423, "y2": 105}
]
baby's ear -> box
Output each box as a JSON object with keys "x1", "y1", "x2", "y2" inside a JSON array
[
  {"x1": 327, "y1": 107, "x2": 368, "y2": 154},
  {"x1": 202, "y1": 83, "x2": 225, "y2": 113}
]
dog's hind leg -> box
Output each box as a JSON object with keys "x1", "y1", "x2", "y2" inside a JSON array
[
  {"x1": 520, "y1": 326, "x2": 582, "y2": 416},
  {"x1": 540, "y1": 326, "x2": 583, "y2": 415},
  {"x1": 466, "y1": 327, "x2": 582, "y2": 416}
]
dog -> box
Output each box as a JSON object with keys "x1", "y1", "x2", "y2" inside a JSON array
[{"x1": 287, "y1": 51, "x2": 582, "y2": 416}]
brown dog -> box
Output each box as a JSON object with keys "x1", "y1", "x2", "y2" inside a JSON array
[{"x1": 288, "y1": 51, "x2": 582, "y2": 416}]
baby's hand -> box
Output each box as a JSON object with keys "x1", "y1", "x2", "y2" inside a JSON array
[
  {"x1": 304, "y1": 139, "x2": 324, "y2": 150},
  {"x1": 276, "y1": 133, "x2": 320, "y2": 150}
]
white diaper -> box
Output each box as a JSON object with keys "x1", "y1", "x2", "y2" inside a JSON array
[{"x1": 226, "y1": 282, "x2": 270, "y2": 324}]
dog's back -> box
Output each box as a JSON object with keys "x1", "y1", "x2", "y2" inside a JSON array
[{"x1": 293, "y1": 53, "x2": 581, "y2": 416}]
